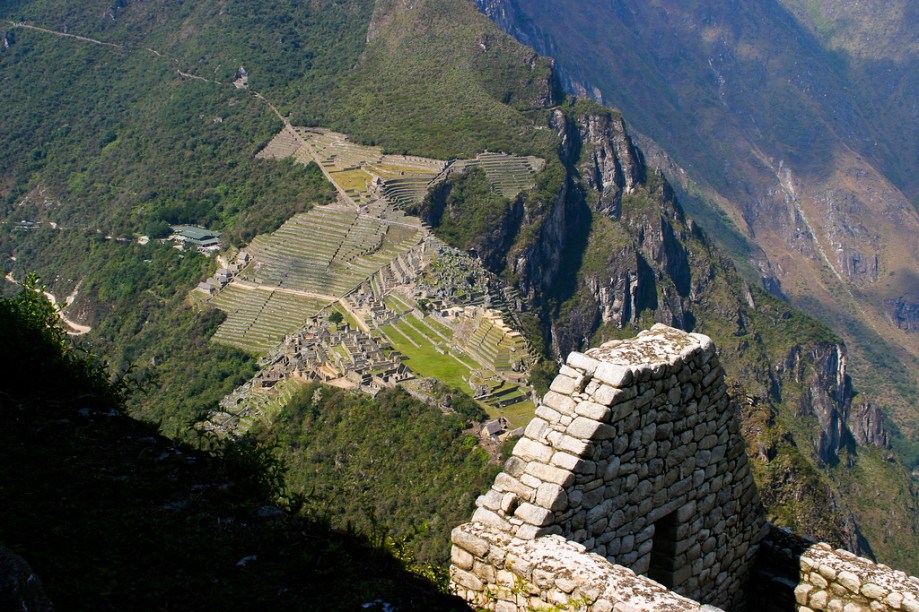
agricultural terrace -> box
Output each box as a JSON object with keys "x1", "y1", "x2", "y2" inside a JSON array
[
  {"x1": 257, "y1": 126, "x2": 543, "y2": 211},
  {"x1": 292, "y1": 128, "x2": 446, "y2": 208},
  {"x1": 207, "y1": 378, "x2": 301, "y2": 438},
  {"x1": 371, "y1": 286, "x2": 535, "y2": 426},
  {"x1": 447, "y1": 152, "x2": 544, "y2": 198},
  {"x1": 209, "y1": 283, "x2": 330, "y2": 353},
  {"x1": 208, "y1": 204, "x2": 421, "y2": 353}
]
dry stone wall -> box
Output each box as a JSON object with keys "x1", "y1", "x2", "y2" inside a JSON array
[
  {"x1": 451, "y1": 324, "x2": 768, "y2": 610},
  {"x1": 451, "y1": 522, "x2": 721, "y2": 611},
  {"x1": 794, "y1": 544, "x2": 919, "y2": 612}
]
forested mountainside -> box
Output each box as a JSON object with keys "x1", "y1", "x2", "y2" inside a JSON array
[
  {"x1": 474, "y1": 0, "x2": 919, "y2": 464},
  {"x1": 1, "y1": 0, "x2": 917, "y2": 586}
]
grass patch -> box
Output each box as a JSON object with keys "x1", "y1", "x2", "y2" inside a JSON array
[
  {"x1": 488, "y1": 398, "x2": 536, "y2": 427},
  {"x1": 329, "y1": 168, "x2": 372, "y2": 192},
  {"x1": 381, "y1": 321, "x2": 472, "y2": 390}
]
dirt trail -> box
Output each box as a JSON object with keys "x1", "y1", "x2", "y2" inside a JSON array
[
  {"x1": 4, "y1": 273, "x2": 91, "y2": 336},
  {"x1": 9, "y1": 21, "x2": 124, "y2": 49}
]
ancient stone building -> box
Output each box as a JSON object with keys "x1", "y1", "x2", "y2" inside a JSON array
[{"x1": 449, "y1": 325, "x2": 919, "y2": 611}]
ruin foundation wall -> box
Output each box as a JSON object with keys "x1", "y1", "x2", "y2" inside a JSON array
[
  {"x1": 451, "y1": 324, "x2": 768, "y2": 610},
  {"x1": 450, "y1": 325, "x2": 919, "y2": 611}
]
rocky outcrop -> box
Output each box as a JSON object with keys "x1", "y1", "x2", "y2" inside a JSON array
[
  {"x1": 884, "y1": 296, "x2": 919, "y2": 334},
  {"x1": 777, "y1": 343, "x2": 891, "y2": 464},
  {"x1": 848, "y1": 400, "x2": 891, "y2": 449},
  {"x1": 576, "y1": 111, "x2": 643, "y2": 220}
]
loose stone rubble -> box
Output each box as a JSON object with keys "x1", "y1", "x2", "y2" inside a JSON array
[
  {"x1": 795, "y1": 543, "x2": 919, "y2": 612},
  {"x1": 451, "y1": 324, "x2": 767, "y2": 610}
]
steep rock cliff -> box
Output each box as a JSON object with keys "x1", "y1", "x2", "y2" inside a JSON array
[
  {"x1": 460, "y1": 102, "x2": 915, "y2": 564},
  {"x1": 778, "y1": 343, "x2": 891, "y2": 465}
]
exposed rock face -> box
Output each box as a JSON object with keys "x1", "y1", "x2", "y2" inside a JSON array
[
  {"x1": 515, "y1": 106, "x2": 694, "y2": 354},
  {"x1": 848, "y1": 400, "x2": 891, "y2": 449},
  {"x1": 576, "y1": 111, "x2": 642, "y2": 220},
  {"x1": 777, "y1": 343, "x2": 891, "y2": 463},
  {"x1": 885, "y1": 296, "x2": 919, "y2": 334}
]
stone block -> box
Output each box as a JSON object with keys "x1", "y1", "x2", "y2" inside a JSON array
[
  {"x1": 568, "y1": 416, "x2": 616, "y2": 440},
  {"x1": 516, "y1": 438, "x2": 554, "y2": 463},
  {"x1": 525, "y1": 461, "x2": 575, "y2": 487},
  {"x1": 535, "y1": 483, "x2": 568, "y2": 512},
  {"x1": 503, "y1": 456, "x2": 527, "y2": 478},
  {"x1": 568, "y1": 489, "x2": 583, "y2": 507},
  {"x1": 699, "y1": 434, "x2": 718, "y2": 450},
  {"x1": 548, "y1": 431, "x2": 591, "y2": 456},
  {"x1": 534, "y1": 404, "x2": 562, "y2": 423},
  {"x1": 452, "y1": 526, "x2": 490, "y2": 557},
  {"x1": 514, "y1": 502, "x2": 553, "y2": 526},
  {"x1": 524, "y1": 417, "x2": 550, "y2": 442},
  {"x1": 550, "y1": 374, "x2": 581, "y2": 395},
  {"x1": 451, "y1": 566, "x2": 483, "y2": 591},
  {"x1": 550, "y1": 451, "x2": 584, "y2": 472},
  {"x1": 669, "y1": 476, "x2": 692, "y2": 498},
  {"x1": 451, "y1": 545, "x2": 475, "y2": 570},
  {"x1": 520, "y1": 473, "x2": 542, "y2": 489},
  {"x1": 472, "y1": 507, "x2": 510, "y2": 532},
  {"x1": 860, "y1": 583, "x2": 887, "y2": 600},
  {"x1": 676, "y1": 500, "x2": 697, "y2": 522},
  {"x1": 543, "y1": 391, "x2": 577, "y2": 414},
  {"x1": 495, "y1": 473, "x2": 534, "y2": 501},
  {"x1": 594, "y1": 362, "x2": 633, "y2": 388},
  {"x1": 702, "y1": 365, "x2": 724, "y2": 387},
  {"x1": 576, "y1": 400, "x2": 611, "y2": 421},
  {"x1": 478, "y1": 489, "x2": 503, "y2": 511},
  {"x1": 837, "y1": 570, "x2": 861, "y2": 593},
  {"x1": 592, "y1": 383, "x2": 626, "y2": 407},
  {"x1": 567, "y1": 351, "x2": 600, "y2": 375}
]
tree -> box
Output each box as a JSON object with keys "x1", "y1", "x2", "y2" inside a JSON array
[{"x1": 328, "y1": 311, "x2": 344, "y2": 325}]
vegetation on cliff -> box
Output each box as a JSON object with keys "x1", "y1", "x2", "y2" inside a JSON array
[{"x1": 253, "y1": 383, "x2": 500, "y2": 568}]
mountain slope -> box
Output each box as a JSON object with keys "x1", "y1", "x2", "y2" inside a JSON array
[
  {"x1": 2, "y1": 0, "x2": 917, "y2": 580},
  {"x1": 474, "y1": 0, "x2": 919, "y2": 454},
  {"x1": 0, "y1": 281, "x2": 467, "y2": 609}
]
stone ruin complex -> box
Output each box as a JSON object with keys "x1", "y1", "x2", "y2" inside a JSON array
[{"x1": 450, "y1": 325, "x2": 919, "y2": 611}]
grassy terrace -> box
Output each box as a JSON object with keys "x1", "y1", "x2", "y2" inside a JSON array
[
  {"x1": 381, "y1": 319, "x2": 472, "y2": 391},
  {"x1": 448, "y1": 152, "x2": 543, "y2": 198},
  {"x1": 209, "y1": 284, "x2": 330, "y2": 353},
  {"x1": 211, "y1": 204, "x2": 421, "y2": 353},
  {"x1": 226, "y1": 378, "x2": 303, "y2": 437},
  {"x1": 491, "y1": 398, "x2": 536, "y2": 428}
]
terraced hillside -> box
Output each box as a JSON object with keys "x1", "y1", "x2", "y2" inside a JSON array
[
  {"x1": 257, "y1": 126, "x2": 544, "y2": 210},
  {"x1": 295, "y1": 128, "x2": 446, "y2": 208},
  {"x1": 209, "y1": 284, "x2": 331, "y2": 353},
  {"x1": 457, "y1": 311, "x2": 528, "y2": 373},
  {"x1": 208, "y1": 204, "x2": 422, "y2": 353},
  {"x1": 448, "y1": 152, "x2": 545, "y2": 198}
]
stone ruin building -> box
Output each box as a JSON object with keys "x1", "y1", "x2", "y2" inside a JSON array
[{"x1": 450, "y1": 325, "x2": 919, "y2": 611}]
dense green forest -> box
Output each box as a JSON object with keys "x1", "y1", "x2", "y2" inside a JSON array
[{"x1": 255, "y1": 384, "x2": 501, "y2": 567}]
